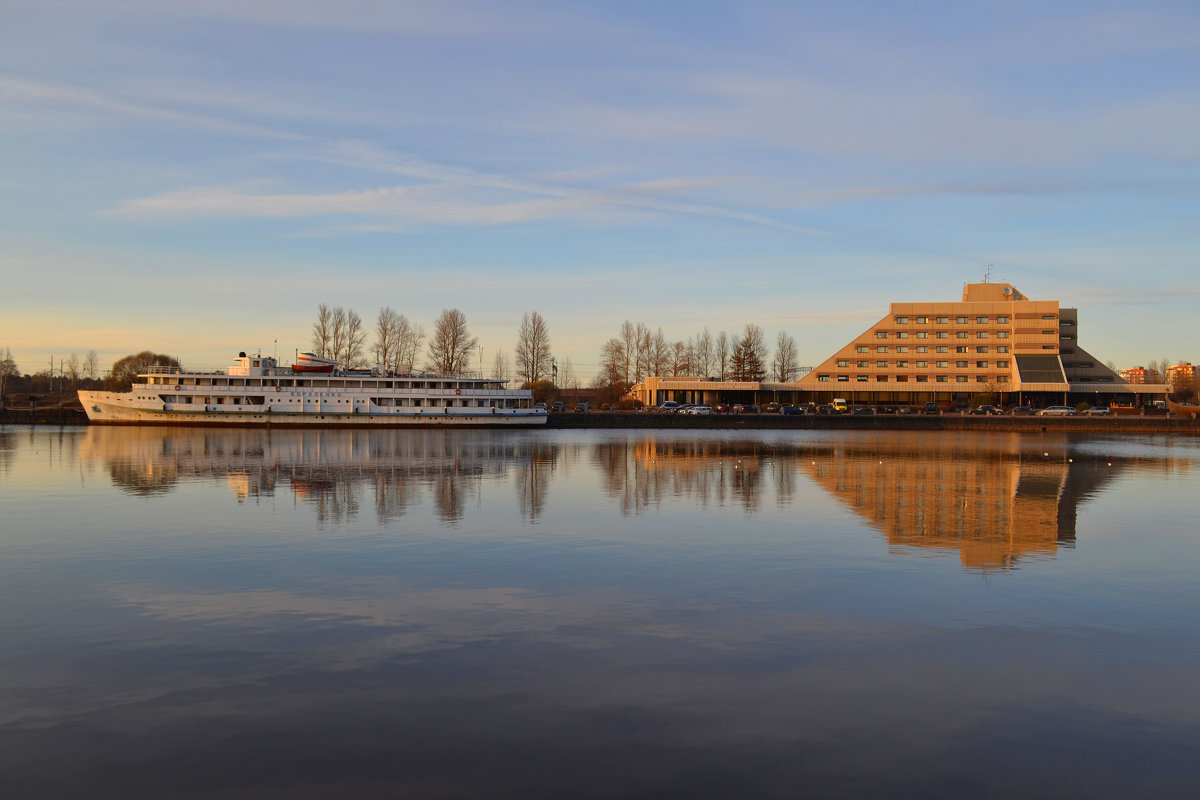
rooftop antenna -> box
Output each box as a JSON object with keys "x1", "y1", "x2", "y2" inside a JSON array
[{"x1": 984, "y1": 264, "x2": 993, "y2": 283}]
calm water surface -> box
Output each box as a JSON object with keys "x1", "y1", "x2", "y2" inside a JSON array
[{"x1": 2, "y1": 425, "x2": 1199, "y2": 798}]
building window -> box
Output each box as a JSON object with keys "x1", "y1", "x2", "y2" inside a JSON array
[
  {"x1": 896, "y1": 375, "x2": 908, "y2": 382},
  {"x1": 837, "y1": 375, "x2": 849, "y2": 382},
  {"x1": 977, "y1": 331, "x2": 988, "y2": 339},
  {"x1": 956, "y1": 346, "x2": 969, "y2": 354},
  {"x1": 897, "y1": 346, "x2": 908, "y2": 353},
  {"x1": 956, "y1": 361, "x2": 968, "y2": 368},
  {"x1": 997, "y1": 316, "x2": 1009, "y2": 324},
  {"x1": 1042, "y1": 330, "x2": 1055, "y2": 336},
  {"x1": 936, "y1": 375, "x2": 948, "y2": 382},
  {"x1": 1042, "y1": 315, "x2": 1057, "y2": 320},
  {"x1": 916, "y1": 317, "x2": 927, "y2": 324},
  {"x1": 897, "y1": 361, "x2": 908, "y2": 368},
  {"x1": 896, "y1": 316, "x2": 909, "y2": 324},
  {"x1": 957, "y1": 375, "x2": 968, "y2": 383},
  {"x1": 876, "y1": 375, "x2": 888, "y2": 382},
  {"x1": 976, "y1": 361, "x2": 988, "y2": 368},
  {"x1": 937, "y1": 331, "x2": 948, "y2": 339},
  {"x1": 837, "y1": 359, "x2": 849, "y2": 367},
  {"x1": 877, "y1": 361, "x2": 888, "y2": 368},
  {"x1": 877, "y1": 346, "x2": 888, "y2": 353},
  {"x1": 977, "y1": 316, "x2": 988, "y2": 324},
  {"x1": 936, "y1": 316, "x2": 949, "y2": 324},
  {"x1": 857, "y1": 361, "x2": 869, "y2": 368},
  {"x1": 997, "y1": 376, "x2": 1008, "y2": 383},
  {"x1": 997, "y1": 360, "x2": 1010, "y2": 368},
  {"x1": 818, "y1": 375, "x2": 830, "y2": 382},
  {"x1": 997, "y1": 332, "x2": 1009, "y2": 339},
  {"x1": 997, "y1": 346, "x2": 1009, "y2": 353},
  {"x1": 956, "y1": 316, "x2": 968, "y2": 324},
  {"x1": 876, "y1": 331, "x2": 888, "y2": 339},
  {"x1": 897, "y1": 331, "x2": 909, "y2": 339},
  {"x1": 916, "y1": 375, "x2": 928, "y2": 382},
  {"x1": 1061, "y1": 319, "x2": 1075, "y2": 327},
  {"x1": 936, "y1": 346, "x2": 949, "y2": 353},
  {"x1": 916, "y1": 331, "x2": 928, "y2": 339},
  {"x1": 936, "y1": 361, "x2": 948, "y2": 368},
  {"x1": 857, "y1": 345, "x2": 869, "y2": 353},
  {"x1": 976, "y1": 346, "x2": 988, "y2": 353},
  {"x1": 957, "y1": 331, "x2": 968, "y2": 339},
  {"x1": 916, "y1": 346, "x2": 928, "y2": 353},
  {"x1": 856, "y1": 375, "x2": 869, "y2": 382},
  {"x1": 976, "y1": 376, "x2": 989, "y2": 383},
  {"x1": 916, "y1": 360, "x2": 927, "y2": 367}
]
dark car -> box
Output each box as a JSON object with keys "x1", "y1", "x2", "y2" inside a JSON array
[
  {"x1": 896, "y1": 405, "x2": 913, "y2": 414},
  {"x1": 714, "y1": 403, "x2": 732, "y2": 414},
  {"x1": 815, "y1": 405, "x2": 835, "y2": 415},
  {"x1": 551, "y1": 401, "x2": 565, "y2": 412},
  {"x1": 921, "y1": 402, "x2": 941, "y2": 415},
  {"x1": 733, "y1": 404, "x2": 761, "y2": 415},
  {"x1": 876, "y1": 406, "x2": 896, "y2": 415},
  {"x1": 851, "y1": 406, "x2": 876, "y2": 416},
  {"x1": 781, "y1": 404, "x2": 804, "y2": 415},
  {"x1": 763, "y1": 402, "x2": 781, "y2": 413},
  {"x1": 1009, "y1": 406, "x2": 1034, "y2": 416},
  {"x1": 969, "y1": 404, "x2": 999, "y2": 415}
]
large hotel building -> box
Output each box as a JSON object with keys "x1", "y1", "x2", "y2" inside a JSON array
[{"x1": 632, "y1": 281, "x2": 1166, "y2": 409}]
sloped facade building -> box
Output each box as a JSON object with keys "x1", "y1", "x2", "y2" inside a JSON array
[{"x1": 633, "y1": 282, "x2": 1165, "y2": 409}]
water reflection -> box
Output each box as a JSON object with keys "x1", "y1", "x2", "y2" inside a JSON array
[
  {"x1": 74, "y1": 427, "x2": 1175, "y2": 569},
  {"x1": 78, "y1": 426, "x2": 559, "y2": 525}
]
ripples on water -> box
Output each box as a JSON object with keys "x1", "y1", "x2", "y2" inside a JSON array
[{"x1": 1, "y1": 425, "x2": 1198, "y2": 798}]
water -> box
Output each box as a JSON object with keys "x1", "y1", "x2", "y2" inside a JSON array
[{"x1": 2, "y1": 425, "x2": 1198, "y2": 798}]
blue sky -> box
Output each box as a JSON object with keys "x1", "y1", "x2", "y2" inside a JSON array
[{"x1": 2, "y1": 0, "x2": 1197, "y2": 379}]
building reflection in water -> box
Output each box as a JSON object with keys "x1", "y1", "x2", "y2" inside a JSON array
[
  {"x1": 81, "y1": 427, "x2": 1146, "y2": 569},
  {"x1": 79, "y1": 427, "x2": 557, "y2": 525}
]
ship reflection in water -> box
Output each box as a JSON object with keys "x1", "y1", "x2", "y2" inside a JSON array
[{"x1": 79, "y1": 427, "x2": 1164, "y2": 570}]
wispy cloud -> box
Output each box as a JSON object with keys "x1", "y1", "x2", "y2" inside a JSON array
[{"x1": 0, "y1": 75, "x2": 307, "y2": 140}]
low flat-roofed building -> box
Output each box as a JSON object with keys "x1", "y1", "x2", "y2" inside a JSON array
[{"x1": 630, "y1": 282, "x2": 1167, "y2": 409}]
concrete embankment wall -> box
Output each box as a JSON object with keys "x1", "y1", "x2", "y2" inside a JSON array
[{"x1": 547, "y1": 412, "x2": 1200, "y2": 435}]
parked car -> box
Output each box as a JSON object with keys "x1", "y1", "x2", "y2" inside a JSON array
[
  {"x1": 851, "y1": 406, "x2": 876, "y2": 416},
  {"x1": 763, "y1": 402, "x2": 781, "y2": 413},
  {"x1": 657, "y1": 401, "x2": 680, "y2": 413},
  {"x1": 921, "y1": 402, "x2": 941, "y2": 415},
  {"x1": 534, "y1": 402, "x2": 547, "y2": 411},
  {"x1": 1038, "y1": 406, "x2": 1077, "y2": 416},
  {"x1": 733, "y1": 404, "x2": 761, "y2": 414},
  {"x1": 714, "y1": 403, "x2": 732, "y2": 414},
  {"x1": 815, "y1": 405, "x2": 835, "y2": 415},
  {"x1": 688, "y1": 405, "x2": 713, "y2": 415},
  {"x1": 969, "y1": 405, "x2": 999, "y2": 416},
  {"x1": 781, "y1": 404, "x2": 804, "y2": 415},
  {"x1": 876, "y1": 406, "x2": 896, "y2": 415},
  {"x1": 551, "y1": 401, "x2": 565, "y2": 412},
  {"x1": 674, "y1": 404, "x2": 695, "y2": 414},
  {"x1": 1009, "y1": 406, "x2": 1034, "y2": 416},
  {"x1": 575, "y1": 402, "x2": 590, "y2": 413},
  {"x1": 895, "y1": 405, "x2": 913, "y2": 414},
  {"x1": 1083, "y1": 407, "x2": 1112, "y2": 416}
]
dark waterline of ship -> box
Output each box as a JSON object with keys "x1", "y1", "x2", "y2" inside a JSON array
[{"x1": 2, "y1": 425, "x2": 1199, "y2": 799}]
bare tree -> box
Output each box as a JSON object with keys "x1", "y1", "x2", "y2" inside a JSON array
[
  {"x1": 427, "y1": 309, "x2": 478, "y2": 374},
  {"x1": 65, "y1": 353, "x2": 81, "y2": 384},
  {"x1": 715, "y1": 331, "x2": 729, "y2": 380},
  {"x1": 599, "y1": 337, "x2": 629, "y2": 388},
  {"x1": 311, "y1": 304, "x2": 335, "y2": 358},
  {"x1": 729, "y1": 324, "x2": 767, "y2": 381},
  {"x1": 373, "y1": 307, "x2": 400, "y2": 372},
  {"x1": 84, "y1": 349, "x2": 100, "y2": 380},
  {"x1": 773, "y1": 331, "x2": 799, "y2": 382},
  {"x1": 515, "y1": 311, "x2": 553, "y2": 383},
  {"x1": 395, "y1": 315, "x2": 424, "y2": 372},
  {"x1": 0, "y1": 347, "x2": 17, "y2": 408},
  {"x1": 491, "y1": 349, "x2": 511, "y2": 380},
  {"x1": 558, "y1": 356, "x2": 579, "y2": 391},
  {"x1": 670, "y1": 340, "x2": 690, "y2": 376},
  {"x1": 693, "y1": 328, "x2": 714, "y2": 378}
]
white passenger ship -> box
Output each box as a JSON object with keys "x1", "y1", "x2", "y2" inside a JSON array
[{"x1": 79, "y1": 352, "x2": 548, "y2": 427}]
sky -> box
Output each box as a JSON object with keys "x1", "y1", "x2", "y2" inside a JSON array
[{"x1": 2, "y1": 0, "x2": 1198, "y2": 381}]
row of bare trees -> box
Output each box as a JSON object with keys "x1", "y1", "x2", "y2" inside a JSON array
[
  {"x1": 311, "y1": 306, "x2": 556, "y2": 380},
  {"x1": 597, "y1": 322, "x2": 800, "y2": 391}
]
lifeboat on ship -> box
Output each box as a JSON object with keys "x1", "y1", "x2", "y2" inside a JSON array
[{"x1": 292, "y1": 353, "x2": 336, "y2": 373}]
